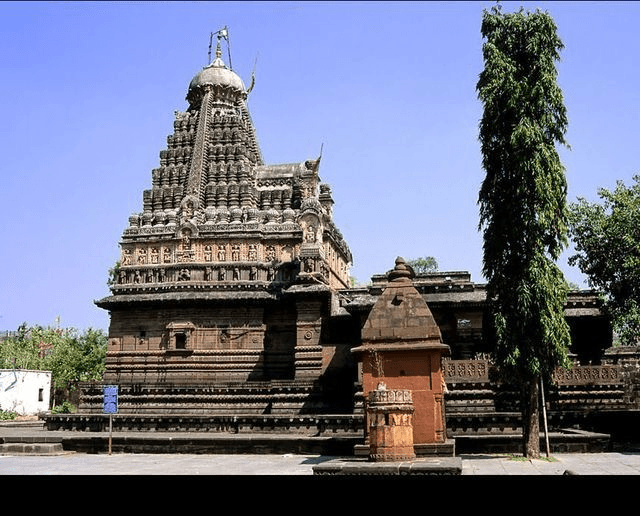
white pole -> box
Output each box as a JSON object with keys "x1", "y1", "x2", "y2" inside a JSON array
[
  {"x1": 108, "y1": 414, "x2": 113, "y2": 455},
  {"x1": 540, "y1": 377, "x2": 550, "y2": 457}
]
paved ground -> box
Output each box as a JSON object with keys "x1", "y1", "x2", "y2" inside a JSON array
[
  {"x1": 2, "y1": 451, "x2": 640, "y2": 475},
  {"x1": 2, "y1": 421, "x2": 640, "y2": 475}
]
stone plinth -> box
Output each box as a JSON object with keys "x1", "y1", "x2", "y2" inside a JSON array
[{"x1": 367, "y1": 382, "x2": 415, "y2": 461}]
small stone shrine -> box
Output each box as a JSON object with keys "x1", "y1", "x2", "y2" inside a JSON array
[{"x1": 352, "y1": 257, "x2": 453, "y2": 456}]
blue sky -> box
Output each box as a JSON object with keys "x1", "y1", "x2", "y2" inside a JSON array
[{"x1": 1, "y1": 1, "x2": 638, "y2": 332}]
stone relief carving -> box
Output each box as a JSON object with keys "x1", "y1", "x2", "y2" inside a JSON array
[
  {"x1": 265, "y1": 245, "x2": 276, "y2": 261},
  {"x1": 231, "y1": 245, "x2": 240, "y2": 261}
]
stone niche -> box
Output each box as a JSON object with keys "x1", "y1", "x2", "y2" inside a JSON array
[{"x1": 352, "y1": 257, "x2": 453, "y2": 456}]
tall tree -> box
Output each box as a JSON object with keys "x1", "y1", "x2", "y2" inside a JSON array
[
  {"x1": 569, "y1": 175, "x2": 640, "y2": 345},
  {"x1": 477, "y1": 5, "x2": 572, "y2": 458}
]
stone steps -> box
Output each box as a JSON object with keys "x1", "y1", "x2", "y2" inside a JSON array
[{"x1": 0, "y1": 436, "x2": 66, "y2": 456}]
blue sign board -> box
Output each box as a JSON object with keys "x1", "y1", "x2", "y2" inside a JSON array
[{"x1": 103, "y1": 385, "x2": 118, "y2": 414}]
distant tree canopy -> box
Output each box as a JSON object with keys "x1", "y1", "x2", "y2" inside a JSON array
[
  {"x1": 406, "y1": 256, "x2": 438, "y2": 274},
  {"x1": 0, "y1": 325, "x2": 107, "y2": 392},
  {"x1": 569, "y1": 175, "x2": 640, "y2": 345}
]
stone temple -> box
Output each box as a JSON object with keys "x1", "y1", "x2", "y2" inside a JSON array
[
  {"x1": 58, "y1": 37, "x2": 637, "y2": 454},
  {"x1": 94, "y1": 38, "x2": 357, "y2": 415}
]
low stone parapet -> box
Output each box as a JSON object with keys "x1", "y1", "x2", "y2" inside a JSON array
[{"x1": 43, "y1": 413, "x2": 364, "y2": 436}]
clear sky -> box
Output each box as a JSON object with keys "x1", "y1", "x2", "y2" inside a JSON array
[{"x1": 1, "y1": 1, "x2": 638, "y2": 332}]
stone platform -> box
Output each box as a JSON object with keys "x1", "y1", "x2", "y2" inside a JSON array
[
  {"x1": 312, "y1": 456, "x2": 463, "y2": 475},
  {"x1": 2, "y1": 415, "x2": 613, "y2": 456}
]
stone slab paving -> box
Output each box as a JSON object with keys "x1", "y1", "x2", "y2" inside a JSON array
[
  {"x1": 1, "y1": 451, "x2": 640, "y2": 475},
  {"x1": 460, "y1": 452, "x2": 640, "y2": 475},
  {"x1": 0, "y1": 452, "x2": 331, "y2": 475},
  {"x1": 3, "y1": 422, "x2": 640, "y2": 475}
]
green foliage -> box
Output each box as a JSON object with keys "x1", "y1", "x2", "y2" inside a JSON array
[
  {"x1": 0, "y1": 324, "x2": 107, "y2": 391},
  {"x1": 477, "y1": 5, "x2": 572, "y2": 384},
  {"x1": 406, "y1": 256, "x2": 439, "y2": 274},
  {"x1": 51, "y1": 401, "x2": 76, "y2": 414},
  {"x1": 0, "y1": 410, "x2": 18, "y2": 420},
  {"x1": 568, "y1": 175, "x2": 640, "y2": 345}
]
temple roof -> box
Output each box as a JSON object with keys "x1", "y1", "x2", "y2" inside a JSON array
[
  {"x1": 100, "y1": 35, "x2": 354, "y2": 303},
  {"x1": 350, "y1": 257, "x2": 449, "y2": 355},
  {"x1": 188, "y1": 48, "x2": 245, "y2": 93}
]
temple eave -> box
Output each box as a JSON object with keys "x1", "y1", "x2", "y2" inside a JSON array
[
  {"x1": 95, "y1": 289, "x2": 279, "y2": 309},
  {"x1": 351, "y1": 340, "x2": 450, "y2": 354}
]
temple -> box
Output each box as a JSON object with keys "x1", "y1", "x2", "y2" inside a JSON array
[
  {"x1": 94, "y1": 36, "x2": 356, "y2": 414},
  {"x1": 56, "y1": 36, "x2": 637, "y2": 454}
]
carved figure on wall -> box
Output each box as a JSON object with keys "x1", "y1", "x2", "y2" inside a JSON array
[
  {"x1": 134, "y1": 270, "x2": 141, "y2": 283},
  {"x1": 119, "y1": 270, "x2": 127, "y2": 284},
  {"x1": 305, "y1": 225, "x2": 316, "y2": 243},
  {"x1": 183, "y1": 200, "x2": 194, "y2": 220},
  {"x1": 178, "y1": 268, "x2": 190, "y2": 281},
  {"x1": 248, "y1": 244, "x2": 257, "y2": 261},
  {"x1": 122, "y1": 249, "x2": 132, "y2": 266},
  {"x1": 233, "y1": 267, "x2": 240, "y2": 280},
  {"x1": 205, "y1": 267, "x2": 212, "y2": 281},
  {"x1": 181, "y1": 229, "x2": 192, "y2": 250},
  {"x1": 151, "y1": 248, "x2": 159, "y2": 264},
  {"x1": 218, "y1": 267, "x2": 226, "y2": 281},
  {"x1": 138, "y1": 249, "x2": 147, "y2": 264},
  {"x1": 304, "y1": 257, "x2": 316, "y2": 273},
  {"x1": 158, "y1": 268, "x2": 166, "y2": 282},
  {"x1": 218, "y1": 245, "x2": 226, "y2": 261},
  {"x1": 204, "y1": 245, "x2": 212, "y2": 262},
  {"x1": 250, "y1": 266, "x2": 257, "y2": 280},
  {"x1": 146, "y1": 269, "x2": 154, "y2": 283},
  {"x1": 232, "y1": 245, "x2": 240, "y2": 261},
  {"x1": 266, "y1": 245, "x2": 276, "y2": 261},
  {"x1": 281, "y1": 245, "x2": 293, "y2": 262},
  {"x1": 163, "y1": 247, "x2": 172, "y2": 263}
]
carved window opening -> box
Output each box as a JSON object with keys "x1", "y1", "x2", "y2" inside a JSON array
[
  {"x1": 166, "y1": 322, "x2": 195, "y2": 353},
  {"x1": 175, "y1": 332, "x2": 187, "y2": 350}
]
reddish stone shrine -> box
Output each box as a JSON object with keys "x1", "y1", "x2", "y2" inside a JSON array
[{"x1": 352, "y1": 257, "x2": 451, "y2": 454}]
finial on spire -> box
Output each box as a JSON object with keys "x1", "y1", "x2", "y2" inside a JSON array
[
  {"x1": 388, "y1": 257, "x2": 414, "y2": 282},
  {"x1": 208, "y1": 26, "x2": 232, "y2": 68}
]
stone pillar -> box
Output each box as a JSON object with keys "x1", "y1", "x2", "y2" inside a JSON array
[
  {"x1": 294, "y1": 299, "x2": 324, "y2": 380},
  {"x1": 367, "y1": 382, "x2": 415, "y2": 462}
]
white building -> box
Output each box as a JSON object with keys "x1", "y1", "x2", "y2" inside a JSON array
[{"x1": 0, "y1": 369, "x2": 51, "y2": 415}]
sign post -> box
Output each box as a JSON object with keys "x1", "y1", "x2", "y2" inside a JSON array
[{"x1": 103, "y1": 385, "x2": 118, "y2": 455}]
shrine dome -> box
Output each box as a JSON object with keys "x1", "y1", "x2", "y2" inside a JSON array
[{"x1": 189, "y1": 52, "x2": 245, "y2": 93}]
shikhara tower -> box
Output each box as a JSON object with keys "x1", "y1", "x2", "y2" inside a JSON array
[{"x1": 95, "y1": 36, "x2": 354, "y2": 403}]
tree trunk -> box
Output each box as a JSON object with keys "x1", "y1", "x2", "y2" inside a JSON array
[{"x1": 521, "y1": 375, "x2": 540, "y2": 458}]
